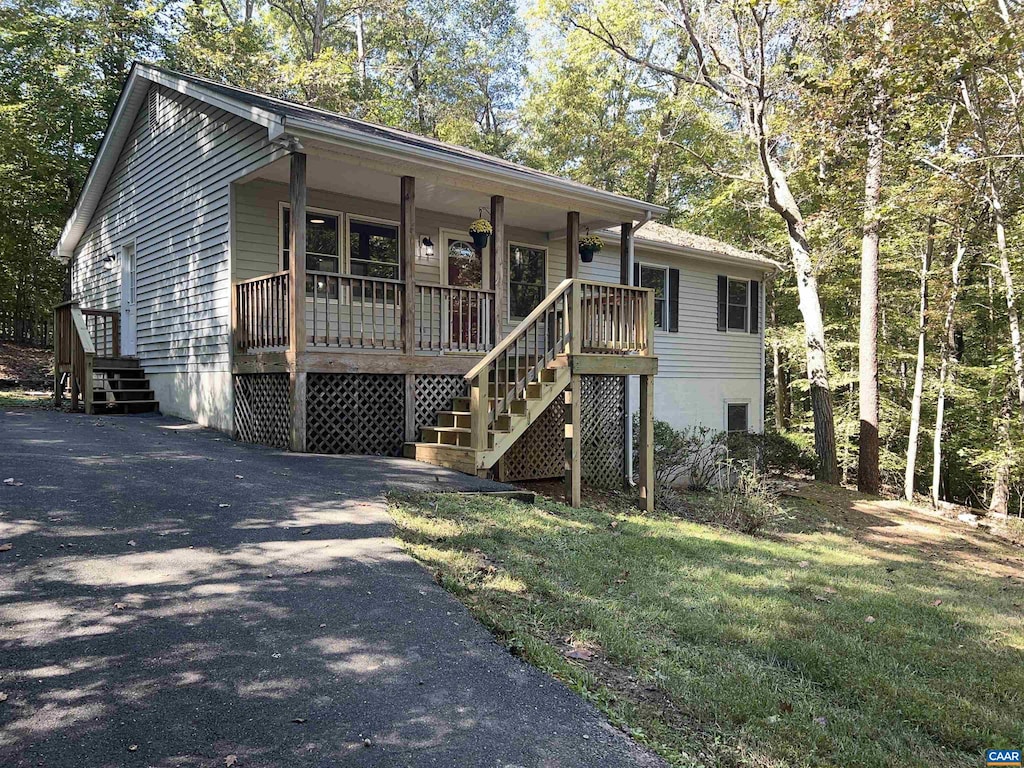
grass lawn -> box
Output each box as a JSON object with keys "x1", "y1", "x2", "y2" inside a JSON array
[
  {"x1": 389, "y1": 485, "x2": 1024, "y2": 768},
  {"x1": 0, "y1": 389, "x2": 52, "y2": 408}
]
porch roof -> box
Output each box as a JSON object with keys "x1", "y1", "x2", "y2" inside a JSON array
[{"x1": 54, "y1": 62, "x2": 668, "y2": 260}]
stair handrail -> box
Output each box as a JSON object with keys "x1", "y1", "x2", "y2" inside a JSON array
[
  {"x1": 464, "y1": 278, "x2": 575, "y2": 450},
  {"x1": 55, "y1": 301, "x2": 96, "y2": 414}
]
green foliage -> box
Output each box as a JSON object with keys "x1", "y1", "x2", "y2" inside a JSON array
[
  {"x1": 699, "y1": 465, "x2": 783, "y2": 535},
  {"x1": 633, "y1": 414, "x2": 725, "y2": 494}
]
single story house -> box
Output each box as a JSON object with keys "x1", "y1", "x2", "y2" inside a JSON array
[{"x1": 52, "y1": 63, "x2": 777, "y2": 509}]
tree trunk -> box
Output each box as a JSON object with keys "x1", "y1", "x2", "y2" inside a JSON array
[
  {"x1": 311, "y1": 0, "x2": 326, "y2": 59},
  {"x1": 989, "y1": 175, "x2": 1024, "y2": 411},
  {"x1": 858, "y1": 79, "x2": 885, "y2": 494},
  {"x1": 354, "y1": 10, "x2": 366, "y2": 85},
  {"x1": 931, "y1": 236, "x2": 964, "y2": 508},
  {"x1": 770, "y1": 285, "x2": 789, "y2": 431},
  {"x1": 761, "y1": 154, "x2": 839, "y2": 483},
  {"x1": 905, "y1": 217, "x2": 933, "y2": 501},
  {"x1": 990, "y1": 389, "x2": 1013, "y2": 515}
]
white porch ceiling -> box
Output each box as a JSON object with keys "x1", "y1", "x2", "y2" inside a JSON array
[{"x1": 246, "y1": 153, "x2": 621, "y2": 236}]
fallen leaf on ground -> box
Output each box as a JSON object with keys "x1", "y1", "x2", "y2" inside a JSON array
[
  {"x1": 291, "y1": 718, "x2": 307, "y2": 724},
  {"x1": 128, "y1": 744, "x2": 138, "y2": 752},
  {"x1": 931, "y1": 599, "x2": 943, "y2": 606},
  {"x1": 798, "y1": 561, "x2": 810, "y2": 569},
  {"x1": 3, "y1": 478, "x2": 23, "y2": 486},
  {"x1": 127, "y1": 540, "x2": 136, "y2": 547},
  {"x1": 225, "y1": 755, "x2": 238, "y2": 766},
  {"x1": 301, "y1": 529, "x2": 312, "y2": 535},
  {"x1": 114, "y1": 602, "x2": 128, "y2": 610},
  {"x1": 218, "y1": 504, "x2": 231, "y2": 508},
  {"x1": 0, "y1": 543, "x2": 11, "y2": 552},
  {"x1": 778, "y1": 701, "x2": 793, "y2": 714},
  {"x1": 864, "y1": 615, "x2": 876, "y2": 623},
  {"x1": 0, "y1": 692, "x2": 8, "y2": 702},
  {"x1": 823, "y1": 586, "x2": 838, "y2": 594}
]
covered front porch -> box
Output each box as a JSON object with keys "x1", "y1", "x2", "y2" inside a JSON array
[{"x1": 230, "y1": 147, "x2": 658, "y2": 508}]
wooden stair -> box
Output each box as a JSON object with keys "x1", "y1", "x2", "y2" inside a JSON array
[
  {"x1": 90, "y1": 358, "x2": 160, "y2": 415},
  {"x1": 404, "y1": 357, "x2": 571, "y2": 475}
]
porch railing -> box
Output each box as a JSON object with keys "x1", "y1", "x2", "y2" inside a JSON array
[
  {"x1": 415, "y1": 284, "x2": 494, "y2": 352},
  {"x1": 81, "y1": 309, "x2": 120, "y2": 358},
  {"x1": 235, "y1": 270, "x2": 290, "y2": 352},
  {"x1": 54, "y1": 301, "x2": 97, "y2": 414},
  {"x1": 233, "y1": 274, "x2": 652, "y2": 359}
]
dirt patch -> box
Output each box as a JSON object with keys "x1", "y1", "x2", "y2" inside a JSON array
[
  {"x1": 785, "y1": 482, "x2": 1024, "y2": 579},
  {"x1": 0, "y1": 341, "x2": 52, "y2": 386}
]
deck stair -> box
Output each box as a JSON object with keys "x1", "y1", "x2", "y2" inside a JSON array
[
  {"x1": 90, "y1": 357, "x2": 160, "y2": 415},
  {"x1": 405, "y1": 357, "x2": 570, "y2": 474}
]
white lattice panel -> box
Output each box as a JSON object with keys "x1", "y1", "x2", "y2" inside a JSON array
[
  {"x1": 234, "y1": 374, "x2": 290, "y2": 449},
  {"x1": 306, "y1": 374, "x2": 405, "y2": 456}
]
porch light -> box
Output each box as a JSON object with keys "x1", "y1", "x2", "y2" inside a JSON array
[{"x1": 420, "y1": 236, "x2": 434, "y2": 259}]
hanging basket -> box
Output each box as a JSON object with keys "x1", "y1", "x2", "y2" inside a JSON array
[
  {"x1": 471, "y1": 230, "x2": 491, "y2": 251},
  {"x1": 578, "y1": 234, "x2": 604, "y2": 263}
]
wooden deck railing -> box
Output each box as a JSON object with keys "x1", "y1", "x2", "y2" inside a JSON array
[
  {"x1": 463, "y1": 279, "x2": 654, "y2": 449},
  {"x1": 307, "y1": 271, "x2": 404, "y2": 350},
  {"x1": 81, "y1": 309, "x2": 120, "y2": 358},
  {"x1": 235, "y1": 271, "x2": 290, "y2": 352},
  {"x1": 415, "y1": 284, "x2": 494, "y2": 352},
  {"x1": 54, "y1": 301, "x2": 97, "y2": 414}
]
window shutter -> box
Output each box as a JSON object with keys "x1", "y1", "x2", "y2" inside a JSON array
[
  {"x1": 749, "y1": 279, "x2": 760, "y2": 334},
  {"x1": 717, "y1": 275, "x2": 727, "y2": 331},
  {"x1": 633, "y1": 262, "x2": 640, "y2": 287},
  {"x1": 669, "y1": 268, "x2": 680, "y2": 332}
]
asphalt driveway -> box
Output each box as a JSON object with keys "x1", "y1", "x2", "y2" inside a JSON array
[{"x1": 0, "y1": 408, "x2": 662, "y2": 768}]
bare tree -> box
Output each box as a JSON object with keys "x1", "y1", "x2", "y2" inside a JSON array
[{"x1": 570, "y1": 0, "x2": 840, "y2": 482}]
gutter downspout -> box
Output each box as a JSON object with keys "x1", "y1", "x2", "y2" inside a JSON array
[{"x1": 625, "y1": 211, "x2": 657, "y2": 488}]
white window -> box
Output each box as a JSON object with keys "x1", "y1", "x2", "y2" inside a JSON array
[
  {"x1": 280, "y1": 205, "x2": 342, "y2": 297},
  {"x1": 348, "y1": 217, "x2": 400, "y2": 280},
  {"x1": 509, "y1": 244, "x2": 546, "y2": 318},
  {"x1": 727, "y1": 278, "x2": 749, "y2": 331},
  {"x1": 726, "y1": 402, "x2": 749, "y2": 434},
  {"x1": 639, "y1": 264, "x2": 668, "y2": 329}
]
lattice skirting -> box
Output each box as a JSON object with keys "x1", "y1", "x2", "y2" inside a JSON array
[
  {"x1": 234, "y1": 373, "x2": 290, "y2": 449},
  {"x1": 498, "y1": 397, "x2": 565, "y2": 482},
  {"x1": 581, "y1": 375, "x2": 626, "y2": 490},
  {"x1": 306, "y1": 373, "x2": 405, "y2": 456},
  {"x1": 414, "y1": 374, "x2": 467, "y2": 438}
]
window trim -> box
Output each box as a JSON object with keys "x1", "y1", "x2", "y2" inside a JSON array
[
  {"x1": 507, "y1": 241, "x2": 548, "y2": 321},
  {"x1": 278, "y1": 201, "x2": 343, "y2": 274},
  {"x1": 440, "y1": 228, "x2": 489, "y2": 289},
  {"x1": 344, "y1": 213, "x2": 402, "y2": 280},
  {"x1": 638, "y1": 262, "x2": 670, "y2": 330},
  {"x1": 724, "y1": 399, "x2": 751, "y2": 434},
  {"x1": 725, "y1": 276, "x2": 750, "y2": 333}
]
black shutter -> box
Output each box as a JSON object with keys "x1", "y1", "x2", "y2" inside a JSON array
[
  {"x1": 669, "y1": 268, "x2": 680, "y2": 332},
  {"x1": 717, "y1": 275, "x2": 727, "y2": 331},
  {"x1": 633, "y1": 262, "x2": 640, "y2": 287},
  {"x1": 749, "y1": 279, "x2": 760, "y2": 334}
]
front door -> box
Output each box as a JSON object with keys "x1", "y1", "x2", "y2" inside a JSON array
[
  {"x1": 120, "y1": 243, "x2": 137, "y2": 356},
  {"x1": 446, "y1": 237, "x2": 483, "y2": 346}
]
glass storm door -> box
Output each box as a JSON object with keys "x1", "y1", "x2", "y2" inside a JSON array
[
  {"x1": 120, "y1": 244, "x2": 137, "y2": 356},
  {"x1": 446, "y1": 237, "x2": 482, "y2": 346}
]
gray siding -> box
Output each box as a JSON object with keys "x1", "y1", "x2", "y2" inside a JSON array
[
  {"x1": 72, "y1": 85, "x2": 279, "y2": 374},
  {"x1": 582, "y1": 243, "x2": 766, "y2": 380}
]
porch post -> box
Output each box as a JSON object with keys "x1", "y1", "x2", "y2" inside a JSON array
[
  {"x1": 401, "y1": 176, "x2": 416, "y2": 355},
  {"x1": 565, "y1": 211, "x2": 580, "y2": 279},
  {"x1": 620, "y1": 222, "x2": 633, "y2": 490},
  {"x1": 638, "y1": 374, "x2": 655, "y2": 513},
  {"x1": 490, "y1": 195, "x2": 505, "y2": 345},
  {"x1": 288, "y1": 151, "x2": 307, "y2": 452},
  {"x1": 564, "y1": 373, "x2": 582, "y2": 508}
]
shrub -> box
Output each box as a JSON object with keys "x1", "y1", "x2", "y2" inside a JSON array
[
  {"x1": 633, "y1": 415, "x2": 726, "y2": 494},
  {"x1": 726, "y1": 430, "x2": 817, "y2": 475},
  {"x1": 699, "y1": 465, "x2": 782, "y2": 534}
]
